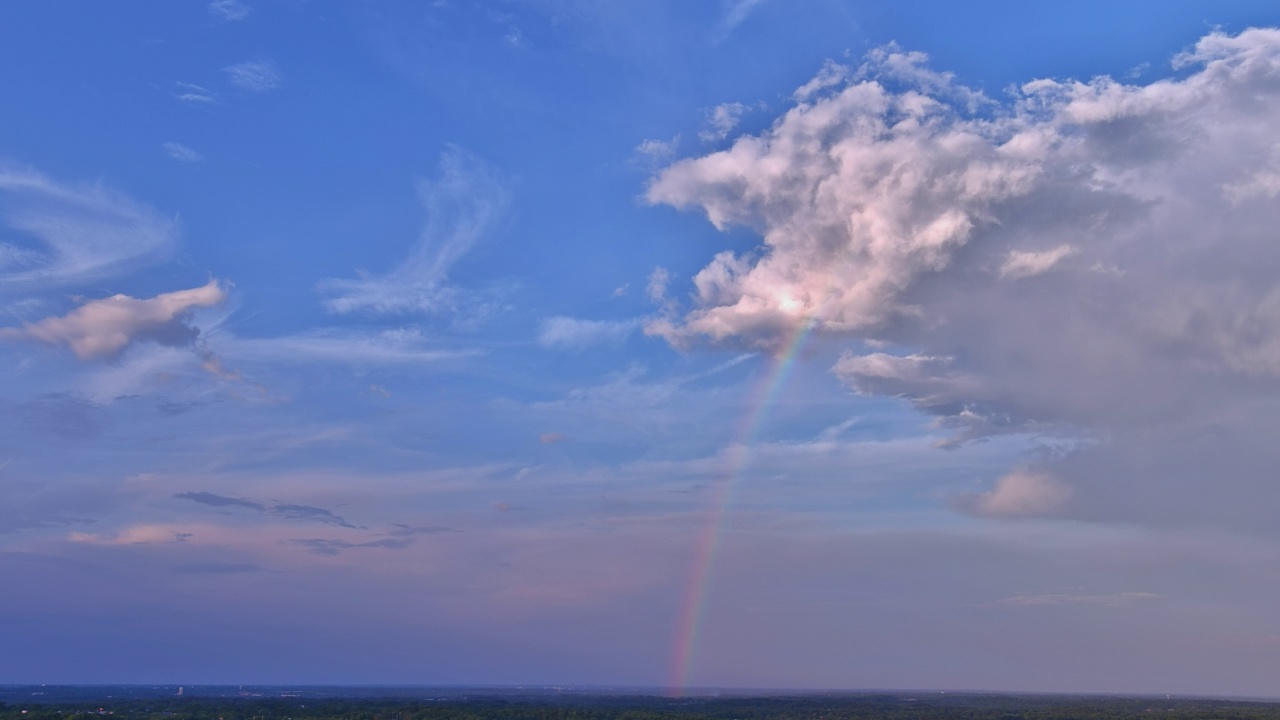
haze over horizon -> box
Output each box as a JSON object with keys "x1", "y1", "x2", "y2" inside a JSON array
[{"x1": 4, "y1": 0, "x2": 1280, "y2": 698}]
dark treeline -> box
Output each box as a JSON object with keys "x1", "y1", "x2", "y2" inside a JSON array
[{"x1": 5, "y1": 694, "x2": 1280, "y2": 720}]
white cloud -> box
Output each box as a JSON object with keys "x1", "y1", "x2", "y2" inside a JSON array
[
  {"x1": 0, "y1": 280, "x2": 227, "y2": 359},
  {"x1": 634, "y1": 135, "x2": 680, "y2": 166},
  {"x1": 999, "y1": 244, "x2": 1075, "y2": 279},
  {"x1": 224, "y1": 60, "x2": 282, "y2": 93},
  {"x1": 538, "y1": 316, "x2": 639, "y2": 349},
  {"x1": 700, "y1": 102, "x2": 747, "y2": 142},
  {"x1": 208, "y1": 0, "x2": 250, "y2": 21},
  {"x1": 0, "y1": 166, "x2": 177, "y2": 289},
  {"x1": 319, "y1": 146, "x2": 510, "y2": 315},
  {"x1": 173, "y1": 82, "x2": 219, "y2": 104},
  {"x1": 646, "y1": 266, "x2": 670, "y2": 303},
  {"x1": 646, "y1": 28, "x2": 1280, "y2": 531},
  {"x1": 162, "y1": 142, "x2": 203, "y2": 163}
]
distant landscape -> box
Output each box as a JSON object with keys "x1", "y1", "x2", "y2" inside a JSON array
[{"x1": 7, "y1": 691, "x2": 1280, "y2": 720}]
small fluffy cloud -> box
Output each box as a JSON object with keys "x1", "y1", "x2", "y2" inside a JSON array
[
  {"x1": 956, "y1": 469, "x2": 1073, "y2": 518},
  {"x1": 0, "y1": 166, "x2": 177, "y2": 289},
  {"x1": 162, "y1": 142, "x2": 203, "y2": 163},
  {"x1": 538, "y1": 316, "x2": 638, "y2": 349},
  {"x1": 319, "y1": 146, "x2": 510, "y2": 315},
  {"x1": 647, "y1": 28, "x2": 1280, "y2": 532},
  {"x1": 224, "y1": 60, "x2": 282, "y2": 93},
  {"x1": 0, "y1": 280, "x2": 226, "y2": 359},
  {"x1": 700, "y1": 102, "x2": 747, "y2": 142}
]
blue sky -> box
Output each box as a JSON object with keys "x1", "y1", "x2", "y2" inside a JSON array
[{"x1": 4, "y1": 0, "x2": 1280, "y2": 695}]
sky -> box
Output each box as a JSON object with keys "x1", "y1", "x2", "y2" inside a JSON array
[{"x1": 3, "y1": 0, "x2": 1280, "y2": 697}]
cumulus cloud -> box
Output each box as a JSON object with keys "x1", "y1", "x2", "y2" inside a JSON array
[
  {"x1": 538, "y1": 316, "x2": 639, "y2": 349},
  {"x1": 646, "y1": 28, "x2": 1280, "y2": 531},
  {"x1": 224, "y1": 60, "x2": 282, "y2": 93},
  {"x1": 0, "y1": 280, "x2": 226, "y2": 359},
  {"x1": 319, "y1": 146, "x2": 510, "y2": 315},
  {"x1": 0, "y1": 166, "x2": 177, "y2": 289}
]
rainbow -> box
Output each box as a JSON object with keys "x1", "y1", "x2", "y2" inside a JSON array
[{"x1": 668, "y1": 318, "x2": 817, "y2": 695}]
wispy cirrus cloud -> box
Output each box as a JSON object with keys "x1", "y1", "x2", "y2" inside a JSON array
[
  {"x1": 208, "y1": 0, "x2": 250, "y2": 22},
  {"x1": 218, "y1": 326, "x2": 478, "y2": 366},
  {"x1": 172, "y1": 82, "x2": 219, "y2": 104},
  {"x1": 538, "y1": 316, "x2": 639, "y2": 349},
  {"x1": 0, "y1": 166, "x2": 177, "y2": 289},
  {"x1": 712, "y1": 0, "x2": 771, "y2": 43},
  {"x1": 319, "y1": 146, "x2": 510, "y2": 316},
  {"x1": 162, "y1": 142, "x2": 203, "y2": 163},
  {"x1": 224, "y1": 60, "x2": 282, "y2": 93}
]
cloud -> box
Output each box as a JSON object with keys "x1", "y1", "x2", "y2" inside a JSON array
[
  {"x1": 0, "y1": 280, "x2": 227, "y2": 359},
  {"x1": 634, "y1": 136, "x2": 680, "y2": 167},
  {"x1": 646, "y1": 28, "x2": 1280, "y2": 532},
  {"x1": 173, "y1": 82, "x2": 219, "y2": 104},
  {"x1": 176, "y1": 491, "x2": 356, "y2": 528},
  {"x1": 538, "y1": 316, "x2": 639, "y2": 349},
  {"x1": 538, "y1": 432, "x2": 568, "y2": 444},
  {"x1": 999, "y1": 244, "x2": 1075, "y2": 279},
  {"x1": 174, "y1": 491, "x2": 265, "y2": 511},
  {"x1": 993, "y1": 591, "x2": 1162, "y2": 607},
  {"x1": 219, "y1": 326, "x2": 477, "y2": 365},
  {"x1": 0, "y1": 166, "x2": 177, "y2": 289},
  {"x1": 955, "y1": 469, "x2": 1074, "y2": 518},
  {"x1": 287, "y1": 537, "x2": 412, "y2": 556},
  {"x1": 699, "y1": 102, "x2": 747, "y2": 142},
  {"x1": 713, "y1": 0, "x2": 770, "y2": 42},
  {"x1": 224, "y1": 60, "x2": 282, "y2": 93},
  {"x1": 319, "y1": 146, "x2": 510, "y2": 315},
  {"x1": 208, "y1": 0, "x2": 250, "y2": 21},
  {"x1": 162, "y1": 142, "x2": 203, "y2": 163}
]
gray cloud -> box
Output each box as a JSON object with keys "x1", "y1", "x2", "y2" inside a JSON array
[
  {"x1": 175, "y1": 492, "x2": 356, "y2": 528},
  {"x1": 174, "y1": 491, "x2": 265, "y2": 512},
  {"x1": 286, "y1": 537, "x2": 413, "y2": 556},
  {"x1": 271, "y1": 504, "x2": 357, "y2": 529}
]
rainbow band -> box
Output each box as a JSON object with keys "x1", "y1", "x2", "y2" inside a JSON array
[{"x1": 668, "y1": 318, "x2": 817, "y2": 695}]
